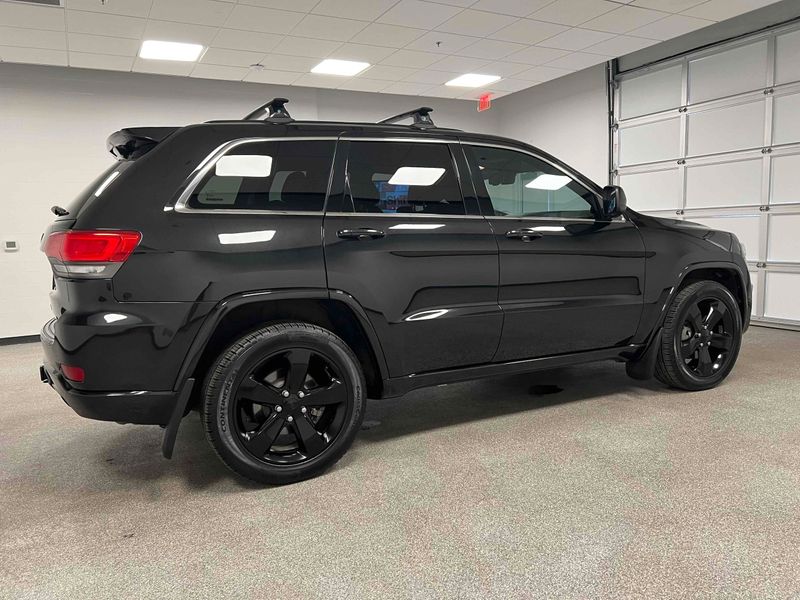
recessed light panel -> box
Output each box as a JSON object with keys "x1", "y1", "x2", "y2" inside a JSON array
[
  {"x1": 445, "y1": 74, "x2": 501, "y2": 88},
  {"x1": 139, "y1": 40, "x2": 204, "y2": 62},
  {"x1": 311, "y1": 59, "x2": 370, "y2": 76}
]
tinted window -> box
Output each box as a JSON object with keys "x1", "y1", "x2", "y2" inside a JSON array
[
  {"x1": 346, "y1": 141, "x2": 464, "y2": 215},
  {"x1": 469, "y1": 145, "x2": 595, "y2": 218},
  {"x1": 187, "y1": 140, "x2": 334, "y2": 211}
]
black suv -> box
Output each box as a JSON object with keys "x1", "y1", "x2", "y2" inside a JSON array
[{"x1": 40, "y1": 99, "x2": 750, "y2": 484}]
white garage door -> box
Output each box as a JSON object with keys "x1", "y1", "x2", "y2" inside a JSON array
[{"x1": 613, "y1": 23, "x2": 800, "y2": 330}]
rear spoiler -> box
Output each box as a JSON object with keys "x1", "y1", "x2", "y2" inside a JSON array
[{"x1": 106, "y1": 127, "x2": 178, "y2": 160}]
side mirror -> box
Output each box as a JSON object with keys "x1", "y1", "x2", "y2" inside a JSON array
[{"x1": 601, "y1": 185, "x2": 627, "y2": 219}]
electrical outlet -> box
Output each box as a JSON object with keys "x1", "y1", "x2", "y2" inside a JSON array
[{"x1": 4, "y1": 240, "x2": 19, "y2": 252}]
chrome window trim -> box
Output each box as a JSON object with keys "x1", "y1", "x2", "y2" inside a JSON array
[
  {"x1": 325, "y1": 212, "x2": 485, "y2": 220},
  {"x1": 171, "y1": 136, "x2": 340, "y2": 214},
  {"x1": 339, "y1": 136, "x2": 458, "y2": 144}
]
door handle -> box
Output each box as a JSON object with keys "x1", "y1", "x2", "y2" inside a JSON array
[
  {"x1": 337, "y1": 228, "x2": 385, "y2": 240},
  {"x1": 505, "y1": 228, "x2": 543, "y2": 242}
]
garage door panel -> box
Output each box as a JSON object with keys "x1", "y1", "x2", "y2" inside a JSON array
[
  {"x1": 764, "y1": 272, "x2": 800, "y2": 321},
  {"x1": 620, "y1": 65, "x2": 682, "y2": 119},
  {"x1": 767, "y1": 213, "x2": 800, "y2": 263},
  {"x1": 688, "y1": 40, "x2": 768, "y2": 103},
  {"x1": 687, "y1": 101, "x2": 765, "y2": 156},
  {"x1": 771, "y1": 153, "x2": 800, "y2": 205},
  {"x1": 686, "y1": 215, "x2": 760, "y2": 261},
  {"x1": 772, "y1": 92, "x2": 800, "y2": 146},
  {"x1": 619, "y1": 168, "x2": 681, "y2": 212},
  {"x1": 776, "y1": 29, "x2": 800, "y2": 85},
  {"x1": 685, "y1": 158, "x2": 762, "y2": 209},
  {"x1": 619, "y1": 118, "x2": 681, "y2": 166}
]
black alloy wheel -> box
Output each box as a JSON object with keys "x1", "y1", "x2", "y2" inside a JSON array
[{"x1": 677, "y1": 295, "x2": 735, "y2": 378}]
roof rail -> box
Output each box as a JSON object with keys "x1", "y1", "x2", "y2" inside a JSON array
[
  {"x1": 244, "y1": 98, "x2": 294, "y2": 122},
  {"x1": 378, "y1": 107, "x2": 435, "y2": 128}
]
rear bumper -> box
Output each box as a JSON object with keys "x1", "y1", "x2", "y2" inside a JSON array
[{"x1": 40, "y1": 319, "x2": 178, "y2": 425}]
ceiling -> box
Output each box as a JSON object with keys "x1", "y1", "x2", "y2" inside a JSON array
[{"x1": 0, "y1": 0, "x2": 785, "y2": 100}]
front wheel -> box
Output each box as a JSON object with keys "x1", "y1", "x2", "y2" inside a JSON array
[
  {"x1": 655, "y1": 280, "x2": 743, "y2": 391},
  {"x1": 202, "y1": 323, "x2": 366, "y2": 484}
]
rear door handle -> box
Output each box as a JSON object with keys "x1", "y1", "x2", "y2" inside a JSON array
[
  {"x1": 505, "y1": 228, "x2": 543, "y2": 242},
  {"x1": 337, "y1": 228, "x2": 385, "y2": 240}
]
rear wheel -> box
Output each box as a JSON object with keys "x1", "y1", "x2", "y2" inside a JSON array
[
  {"x1": 655, "y1": 280, "x2": 742, "y2": 391},
  {"x1": 202, "y1": 322, "x2": 366, "y2": 484}
]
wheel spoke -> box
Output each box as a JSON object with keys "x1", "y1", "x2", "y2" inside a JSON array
[
  {"x1": 241, "y1": 412, "x2": 285, "y2": 457},
  {"x1": 710, "y1": 332, "x2": 733, "y2": 350},
  {"x1": 686, "y1": 303, "x2": 703, "y2": 331},
  {"x1": 286, "y1": 348, "x2": 312, "y2": 393},
  {"x1": 704, "y1": 301, "x2": 727, "y2": 329},
  {"x1": 238, "y1": 376, "x2": 282, "y2": 405},
  {"x1": 291, "y1": 414, "x2": 326, "y2": 457},
  {"x1": 697, "y1": 345, "x2": 714, "y2": 376},
  {"x1": 304, "y1": 378, "x2": 347, "y2": 406},
  {"x1": 680, "y1": 337, "x2": 700, "y2": 358}
]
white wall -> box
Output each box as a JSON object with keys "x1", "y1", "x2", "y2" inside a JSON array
[
  {"x1": 0, "y1": 63, "x2": 498, "y2": 338},
  {"x1": 494, "y1": 64, "x2": 609, "y2": 186}
]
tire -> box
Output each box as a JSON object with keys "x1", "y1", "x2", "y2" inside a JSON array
[
  {"x1": 655, "y1": 280, "x2": 743, "y2": 391},
  {"x1": 202, "y1": 322, "x2": 366, "y2": 485}
]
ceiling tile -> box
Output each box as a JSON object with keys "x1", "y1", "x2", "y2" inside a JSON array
[
  {"x1": 530, "y1": 0, "x2": 617, "y2": 26},
  {"x1": 402, "y1": 69, "x2": 461, "y2": 84},
  {"x1": 458, "y1": 88, "x2": 510, "y2": 99},
  {"x1": 456, "y1": 38, "x2": 525, "y2": 60},
  {"x1": 404, "y1": 31, "x2": 478, "y2": 55},
  {"x1": 504, "y1": 45, "x2": 570, "y2": 64},
  {"x1": 328, "y1": 43, "x2": 396, "y2": 63},
  {"x1": 312, "y1": 0, "x2": 399, "y2": 22},
  {"x1": 65, "y1": 0, "x2": 154, "y2": 18},
  {"x1": 423, "y1": 85, "x2": 466, "y2": 98},
  {"x1": 68, "y1": 52, "x2": 134, "y2": 71},
  {"x1": 290, "y1": 15, "x2": 368, "y2": 42},
  {"x1": 66, "y1": 11, "x2": 145, "y2": 39},
  {"x1": 627, "y1": 13, "x2": 712, "y2": 40},
  {"x1": 486, "y1": 78, "x2": 532, "y2": 92},
  {"x1": 142, "y1": 20, "x2": 219, "y2": 45},
  {"x1": 293, "y1": 72, "x2": 350, "y2": 88},
  {"x1": 630, "y1": 0, "x2": 706, "y2": 11},
  {"x1": 351, "y1": 23, "x2": 426, "y2": 48},
  {"x1": 133, "y1": 57, "x2": 195, "y2": 76},
  {"x1": 583, "y1": 33, "x2": 657, "y2": 55},
  {"x1": 191, "y1": 63, "x2": 249, "y2": 80},
  {"x1": 379, "y1": 1, "x2": 462, "y2": 29},
  {"x1": 491, "y1": 19, "x2": 569, "y2": 44},
  {"x1": 514, "y1": 64, "x2": 573, "y2": 81},
  {"x1": 360, "y1": 64, "x2": 418, "y2": 80},
  {"x1": 238, "y1": 0, "x2": 319, "y2": 11},
  {"x1": 479, "y1": 60, "x2": 535, "y2": 76},
  {"x1": 269, "y1": 37, "x2": 341, "y2": 58},
  {"x1": 212, "y1": 29, "x2": 282, "y2": 53},
  {"x1": 201, "y1": 47, "x2": 266, "y2": 67},
  {"x1": 0, "y1": 3, "x2": 65, "y2": 31},
  {"x1": 224, "y1": 5, "x2": 305, "y2": 34},
  {"x1": 538, "y1": 27, "x2": 615, "y2": 50},
  {"x1": 470, "y1": 0, "x2": 554, "y2": 17},
  {"x1": 545, "y1": 50, "x2": 609, "y2": 69},
  {"x1": 336, "y1": 78, "x2": 391, "y2": 92},
  {"x1": 0, "y1": 26, "x2": 66, "y2": 50},
  {"x1": 580, "y1": 5, "x2": 667, "y2": 34},
  {"x1": 381, "y1": 49, "x2": 441, "y2": 68},
  {"x1": 381, "y1": 81, "x2": 435, "y2": 95},
  {"x1": 260, "y1": 54, "x2": 319, "y2": 72},
  {"x1": 0, "y1": 45, "x2": 67, "y2": 66},
  {"x1": 149, "y1": 0, "x2": 233, "y2": 27},
  {"x1": 243, "y1": 68, "x2": 302, "y2": 84},
  {"x1": 428, "y1": 54, "x2": 491, "y2": 72},
  {"x1": 429, "y1": 0, "x2": 476, "y2": 7},
  {"x1": 683, "y1": 0, "x2": 783, "y2": 21},
  {"x1": 436, "y1": 10, "x2": 517, "y2": 37},
  {"x1": 67, "y1": 33, "x2": 140, "y2": 56}
]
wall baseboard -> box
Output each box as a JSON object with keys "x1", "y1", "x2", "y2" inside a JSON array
[{"x1": 0, "y1": 335, "x2": 40, "y2": 346}]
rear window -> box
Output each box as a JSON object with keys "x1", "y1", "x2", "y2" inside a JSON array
[
  {"x1": 187, "y1": 140, "x2": 335, "y2": 212},
  {"x1": 62, "y1": 162, "x2": 129, "y2": 219}
]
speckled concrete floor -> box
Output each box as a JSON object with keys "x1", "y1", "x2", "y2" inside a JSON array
[{"x1": 2, "y1": 326, "x2": 800, "y2": 599}]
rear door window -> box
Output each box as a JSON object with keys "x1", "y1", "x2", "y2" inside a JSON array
[{"x1": 187, "y1": 140, "x2": 335, "y2": 211}]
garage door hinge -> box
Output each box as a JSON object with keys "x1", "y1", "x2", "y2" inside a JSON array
[
  {"x1": 677, "y1": 159, "x2": 686, "y2": 165},
  {"x1": 763, "y1": 88, "x2": 774, "y2": 95},
  {"x1": 759, "y1": 205, "x2": 770, "y2": 212},
  {"x1": 675, "y1": 209, "x2": 685, "y2": 215},
  {"x1": 761, "y1": 147, "x2": 773, "y2": 154},
  {"x1": 678, "y1": 106, "x2": 688, "y2": 113},
  {"x1": 756, "y1": 262, "x2": 766, "y2": 268}
]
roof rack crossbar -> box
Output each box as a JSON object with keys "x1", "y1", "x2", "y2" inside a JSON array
[
  {"x1": 378, "y1": 107, "x2": 435, "y2": 128},
  {"x1": 244, "y1": 98, "x2": 293, "y2": 122}
]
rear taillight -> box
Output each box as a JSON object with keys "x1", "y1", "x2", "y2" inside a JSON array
[
  {"x1": 60, "y1": 364, "x2": 85, "y2": 383},
  {"x1": 43, "y1": 230, "x2": 141, "y2": 278}
]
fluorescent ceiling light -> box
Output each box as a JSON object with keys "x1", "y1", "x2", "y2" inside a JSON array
[
  {"x1": 139, "y1": 40, "x2": 204, "y2": 62},
  {"x1": 311, "y1": 59, "x2": 370, "y2": 76},
  {"x1": 525, "y1": 174, "x2": 571, "y2": 190},
  {"x1": 94, "y1": 171, "x2": 119, "y2": 197},
  {"x1": 218, "y1": 230, "x2": 276, "y2": 245},
  {"x1": 445, "y1": 73, "x2": 501, "y2": 88},
  {"x1": 216, "y1": 155, "x2": 272, "y2": 178},
  {"x1": 388, "y1": 167, "x2": 445, "y2": 186}
]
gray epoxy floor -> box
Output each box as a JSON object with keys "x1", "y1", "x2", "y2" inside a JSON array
[{"x1": 2, "y1": 326, "x2": 799, "y2": 599}]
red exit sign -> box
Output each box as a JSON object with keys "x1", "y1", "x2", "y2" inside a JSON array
[{"x1": 477, "y1": 93, "x2": 491, "y2": 112}]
